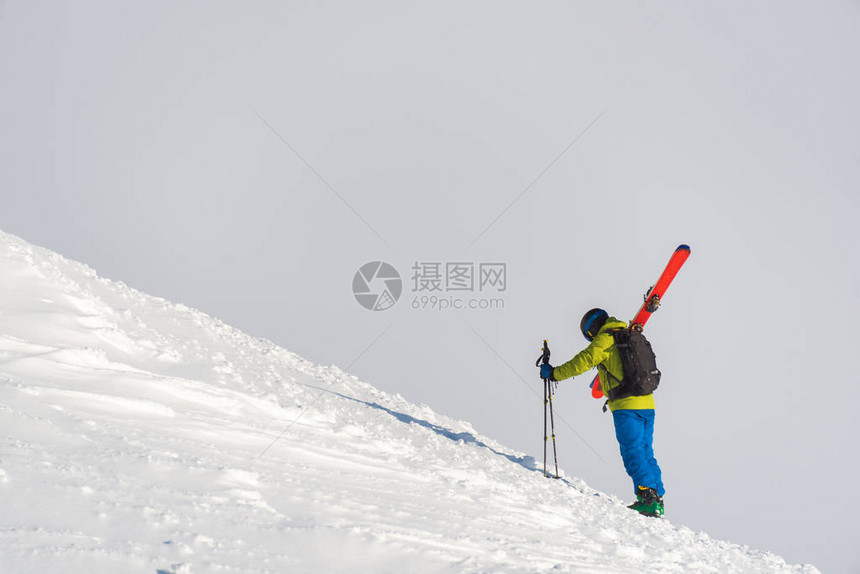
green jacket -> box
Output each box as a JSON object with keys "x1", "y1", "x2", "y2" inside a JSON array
[{"x1": 552, "y1": 317, "x2": 655, "y2": 412}]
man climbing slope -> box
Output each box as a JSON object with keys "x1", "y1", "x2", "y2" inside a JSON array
[{"x1": 540, "y1": 308, "x2": 665, "y2": 517}]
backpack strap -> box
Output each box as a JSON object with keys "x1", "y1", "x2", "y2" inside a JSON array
[
  {"x1": 598, "y1": 360, "x2": 624, "y2": 401},
  {"x1": 597, "y1": 328, "x2": 629, "y2": 411}
]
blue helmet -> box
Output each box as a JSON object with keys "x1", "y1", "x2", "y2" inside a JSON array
[{"x1": 580, "y1": 308, "x2": 609, "y2": 341}]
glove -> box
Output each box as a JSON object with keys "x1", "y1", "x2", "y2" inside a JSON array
[{"x1": 540, "y1": 363, "x2": 557, "y2": 381}]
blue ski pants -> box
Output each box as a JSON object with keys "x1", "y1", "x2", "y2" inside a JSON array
[{"x1": 612, "y1": 409, "x2": 665, "y2": 497}]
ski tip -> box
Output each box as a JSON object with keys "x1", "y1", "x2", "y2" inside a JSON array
[{"x1": 676, "y1": 244, "x2": 691, "y2": 252}]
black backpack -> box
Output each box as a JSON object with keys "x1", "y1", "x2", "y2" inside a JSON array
[{"x1": 602, "y1": 329, "x2": 661, "y2": 400}]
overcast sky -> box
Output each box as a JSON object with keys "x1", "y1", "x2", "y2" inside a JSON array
[{"x1": 2, "y1": 2, "x2": 859, "y2": 572}]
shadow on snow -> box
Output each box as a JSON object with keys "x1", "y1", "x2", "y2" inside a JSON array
[{"x1": 316, "y1": 387, "x2": 573, "y2": 482}]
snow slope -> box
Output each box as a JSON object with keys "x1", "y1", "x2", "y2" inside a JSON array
[{"x1": 0, "y1": 230, "x2": 819, "y2": 574}]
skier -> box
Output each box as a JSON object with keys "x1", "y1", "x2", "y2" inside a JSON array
[{"x1": 540, "y1": 308, "x2": 665, "y2": 517}]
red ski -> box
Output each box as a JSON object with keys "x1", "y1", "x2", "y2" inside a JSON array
[{"x1": 591, "y1": 244, "x2": 691, "y2": 399}]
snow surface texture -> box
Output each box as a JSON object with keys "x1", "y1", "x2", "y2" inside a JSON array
[{"x1": 0, "y1": 229, "x2": 819, "y2": 574}]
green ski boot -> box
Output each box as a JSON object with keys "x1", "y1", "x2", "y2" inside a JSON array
[{"x1": 627, "y1": 486, "x2": 664, "y2": 517}]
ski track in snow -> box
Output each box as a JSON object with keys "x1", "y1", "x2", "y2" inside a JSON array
[{"x1": 0, "y1": 230, "x2": 820, "y2": 574}]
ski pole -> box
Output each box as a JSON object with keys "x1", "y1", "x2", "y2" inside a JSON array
[
  {"x1": 543, "y1": 376, "x2": 548, "y2": 477},
  {"x1": 536, "y1": 339, "x2": 559, "y2": 479},
  {"x1": 547, "y1": 378, "x2": 559, "y2": 478}
]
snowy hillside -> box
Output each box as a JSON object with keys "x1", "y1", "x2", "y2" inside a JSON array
[{"x1": 0, "y1": 230, "x2": 819, "y2": 574}]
